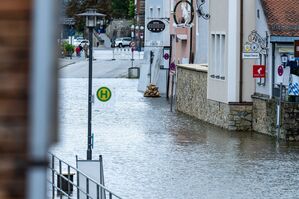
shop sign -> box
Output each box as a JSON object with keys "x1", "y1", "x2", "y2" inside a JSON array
[
  {"x1": 253, "y1": 65, "x2": 265, "y2": 78},
  {"x1": 242, "y1": 52, "x2": 260, "y2": 59},
  {"x1": 147, "y1": 20, "x2": 165, "y2": 33}
]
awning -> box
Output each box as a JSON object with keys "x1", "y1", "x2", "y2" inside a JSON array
[{"x1": 176, "y1": 34, "x2": 188, "y2": 40}]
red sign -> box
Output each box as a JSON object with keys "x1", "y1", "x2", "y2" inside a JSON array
[
  {"x1": 163, "y1": 53, "x2": 169, "y2": 60},
  {"x1": 253, "y1": 65, "x2": 266, "y2": 78},
  {"x1": 277, "y1": 65, "x2": 284, "y2": 76}
]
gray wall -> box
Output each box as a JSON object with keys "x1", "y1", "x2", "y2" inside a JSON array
[{"x1": 176, "y1": 65, "x2": 252, "y2": 131}]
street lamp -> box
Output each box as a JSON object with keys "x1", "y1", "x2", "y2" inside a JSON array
[
  {"x1": 130, "y1": 25, "x2": 144, "y2": 51},
  {"x1": 281, "y1": 54, "x2": 288, "y2": 67},
  {"x1": 78, "y1": 9, "x2": 106, "y2": 160}
]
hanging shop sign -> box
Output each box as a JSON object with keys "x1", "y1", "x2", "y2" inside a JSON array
[
  {"x1": 173, "y1": 0, "x2": 195, "y2": 27},
  {"x1": 147, "y1": 20, "x2": 165, "y2": 33},
  {"x1": 243, "y1": 30, "x2": 268, "y2": 59},
  {"x1": 253, "y1": 65, "x2": 266, "y2": 78}
]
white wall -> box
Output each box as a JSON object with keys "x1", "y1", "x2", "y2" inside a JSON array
[
  {"x1": 194, "y1": 0, "x2": 209, "y2": 64},
  {"x1": 208, "y1": 0, "x2": 229, "y2": 103},
  {"x1": 255, "y1": 0, "x2": 272, "y2": 97},
  {"x1": 144, "y1": 0, "x2": 170, "y2": 46},
  {"x1": 138, "y1": 0, "x2": 170, "y2": 94}
]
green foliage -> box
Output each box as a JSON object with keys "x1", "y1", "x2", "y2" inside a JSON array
[
  {"x1": 65, "y1": 0, "x2": 113, "y2": 32},
  {"x1": 63, "y1": 41, "x2": 74, "y2": 54},
  {"x1": 111, "y1": 0, "x2": 130, "y2": 19},
  {"x1": 128, "y1": 0, "x2": 135, "y2": 18}
]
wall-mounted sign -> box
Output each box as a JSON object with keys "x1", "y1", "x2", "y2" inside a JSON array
[
  {"x1": 243, "y1": 30, "x2": 268, "y2": 59},
  {"x1": 173, "y1": 0, "x2": 194, "y2": 27},
  {"x1": 242, "y1": 52, "x2": 260, "y2": 59},
  {"x1": 253, "y1": 65, "x2": 265, "y2": 78},
  {"x1": 147, "y1": 20, "x2": 165, "y2": 33}
]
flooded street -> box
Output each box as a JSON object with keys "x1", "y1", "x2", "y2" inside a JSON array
[{"x1": 51, "y1": 78, "x2": 299, "y2": 199}]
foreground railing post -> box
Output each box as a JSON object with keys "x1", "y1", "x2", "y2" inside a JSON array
[
  {"x1": 51, "y1": 155, "x2": 55, "y2": 198},
  {"x1": 68, "y1": 165, "x2": 71, "y2": 196},
  {"x1": 59, "y1": 160, "x2": 62, "y2": 199},
  {"x1": 97, "y1": 184, "x2": 100, "y2": 199},
  {"x1": 77, "y1": 170, "x2": 80, "y2": 199},
  {"x1": 86, "y1": 178, "x2": 89, "y2": 199}
]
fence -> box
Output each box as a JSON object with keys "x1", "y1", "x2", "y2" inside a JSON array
[{"x1": 48, "y1": 153, "x2": 122, "y2": 199}]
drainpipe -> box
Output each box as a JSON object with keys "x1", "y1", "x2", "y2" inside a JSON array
[
  {"x1": 189, "y1": 0, "x2": 193, "y2": 63},
  {"x1": 28, "y1": 0, "x2": 58, "y2": 199},
  {"x1": 239, "y1": 0, "x2": 244, "y2": 102}
]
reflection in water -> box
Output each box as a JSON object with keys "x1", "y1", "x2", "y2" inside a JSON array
[{"x1": 51, "y1": 78, "x2": 299, "y2": 199}]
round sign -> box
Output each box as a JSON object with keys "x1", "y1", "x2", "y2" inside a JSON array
[
  {"x1": 277, "y1": 65, "x2": 284, "y2": 76},
  {"x1": 96, "y1": 87, "x2": 112, "y2": 102},
  {"x1": 163, "y1": 53, "x2": 169, "y2": 60},
  {"x1": 130, "y1": 42, "x2": 135, "y2": 47}
]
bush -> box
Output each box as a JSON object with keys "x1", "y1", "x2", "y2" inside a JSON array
[{"x1": 62, "y1": 41, "x2": 74, "y2": 56}]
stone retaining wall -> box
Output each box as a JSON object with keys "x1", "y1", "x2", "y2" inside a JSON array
[
  {"x1": 252, "y1": 94, "x2": 299, "y2": 141},
  {"x1": 176, "y1": 65, "x2": 252, "y2": 131},
  {"x1": 176, "y1": 65, "x2": 299, "y2": 139}
]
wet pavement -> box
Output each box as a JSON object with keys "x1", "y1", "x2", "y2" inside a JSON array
[{"x1": 51, "y1": 78, "x2": 299, "y2": 199}]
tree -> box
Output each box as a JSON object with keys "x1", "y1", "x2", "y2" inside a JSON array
[
  {"x1": 111, "y1": 0, "x2": 130, "y2": 19},
  {"x1": 128, "y1": 0, "x2": 135, "y2": 18},
  {"x1": 65, "y1": 0, "x2": 113, "y2": 32}
]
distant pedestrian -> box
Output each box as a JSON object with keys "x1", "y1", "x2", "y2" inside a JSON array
[
  {"x1": 83, "y1": 43, "x2": 88, "y2": 58},
  {"x1": 79, "y1": 44, "x2": 83, "y2": 52},
  {"x1": 75, "y1": 46, "x2": 81, "y2": 57}
]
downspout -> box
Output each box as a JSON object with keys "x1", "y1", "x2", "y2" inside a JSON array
[
  {"x1": 272, "y1": 42, "x2": 276, "y2": 97},
  {"x1": 189, "y1": 0, "x2": 193, "y2": 63},
  {"x1": 239, "y1": 0, "x2": 244, "y2": 102}
]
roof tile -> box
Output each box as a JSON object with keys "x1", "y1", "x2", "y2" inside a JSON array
[{"x1": 261, "y1": 0, "x2": 299, "y2": 36}]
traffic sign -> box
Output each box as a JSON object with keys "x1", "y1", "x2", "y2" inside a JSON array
[
  {"x1": 253, "y1": 65, "x2": 265, "y2": 78},
  {"x1": 277, "y1": 65, "x2": 284, "y2": 76},
  {"x1": 96, "y1": 87, "x2": 112, "y2": 102},
  {"x1": 163, "y1": 53, "x2": 169, "y2": 60},
  {"x1": 130, "y1": 41, "x2": 135, "y2": 47}
]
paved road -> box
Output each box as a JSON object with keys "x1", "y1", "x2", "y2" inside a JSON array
[{"x1": 59, "y1": 48, "x2": 144, "y2": 78}]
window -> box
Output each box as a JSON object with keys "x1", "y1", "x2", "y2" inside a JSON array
[
  {"x1": 211, "y1": 33, "x2": 225, "y2": 80},
  {"x1": 157, "y1": 7, "x2": 161, "y2": 18},
  {"x1": 150, "y1": 7, "x2": 153, "y2": 18}
]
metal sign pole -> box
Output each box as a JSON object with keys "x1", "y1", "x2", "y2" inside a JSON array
[
  {"x1": 276, "y1": 82, "x2": 282, "y2": 140},
  {"x1": 87, "y1": 27, "x2": 93, "y2": 160}
]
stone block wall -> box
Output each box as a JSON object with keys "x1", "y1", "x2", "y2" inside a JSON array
[
  {"x1": 283, "y1": 103, "x2": 299, "y2": 141},
  {"x1": 0, "y1": 1, "x2": 31, "y2": 198},
  {"x1": 253, "y1": 94, "x2": 299, "y2": 141},
  {"x1": 252, "y1": 95, "x2": 276, "y2": 136},
  {"x1": 176, "y1": 65, "x2": 253, "y2": 131}
]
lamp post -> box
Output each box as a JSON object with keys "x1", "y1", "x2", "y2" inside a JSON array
[
  {"x1": 130, "y1": 25, "x2": 144, "y2": 51},
  {"x1": 78, "y1": 9, "x2": 106, "y2": 160}
]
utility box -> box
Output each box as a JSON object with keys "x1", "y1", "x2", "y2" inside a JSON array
[{"x1": 128, "y1": 67, "x2": 140, "y2": 78}]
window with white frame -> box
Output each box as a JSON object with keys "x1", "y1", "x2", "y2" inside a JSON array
[
  {"x1": 150, "y1": 7, "x2": 153, "y2": 18},
  {"x1": 157, "y1": 7, "x2": 161, "y2": 18},
  {"x1": 210, "y1": 33, "x2": 225, "y2": 80}
]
